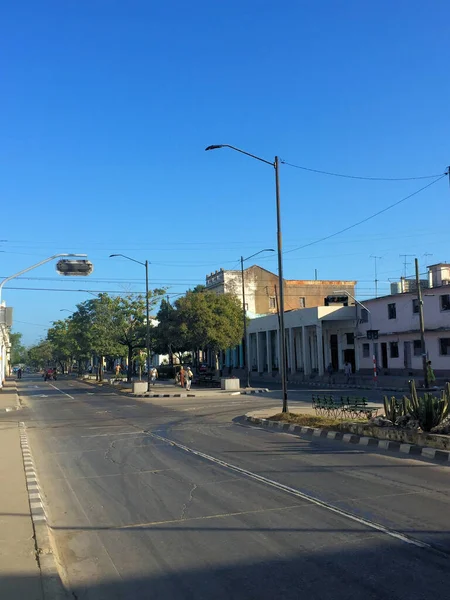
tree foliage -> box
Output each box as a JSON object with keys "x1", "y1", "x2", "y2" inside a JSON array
[
  {"x1": 10, "y1": 331, "x2": 27, "y2": 364},
  {"x1": 155, "y1": 291, "x2": 244, "y2": 364}
]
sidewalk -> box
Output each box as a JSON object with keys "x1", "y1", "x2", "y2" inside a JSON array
[
  {"x1": 0, "y1": 381, "x2": 43, "y2": 599},
  {"x1": 79, "y1": 377, "x2": 269, "y2": 398},
  {"x1": 0, "y1": 378, "x2": 20, "y2": 412}
]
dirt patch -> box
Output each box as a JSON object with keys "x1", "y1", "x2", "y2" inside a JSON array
[{"x1": 269, "y1": 412, "x2": 367, "y2": 431}]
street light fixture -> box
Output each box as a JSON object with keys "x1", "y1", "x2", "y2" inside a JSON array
[
  {"x1": 109, "y1": 254, "x2": 151, "y2": 392},
  {"x1": 206, "y1": 144, "x2": 289, "y2": 412},
  {"x1": 241, "y1": 249, "x2": 275, "y2": 387}
]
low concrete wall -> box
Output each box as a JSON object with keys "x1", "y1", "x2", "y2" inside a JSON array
[
  {"x1": 133, "y1": 382, "x2": 147, "y2": 394},
  {"x1": 344, "y1": 423, "x2": 450, "y2": 451},
  {"x1": 221, "y1": 378, "x2": 240, "y2": 391}
]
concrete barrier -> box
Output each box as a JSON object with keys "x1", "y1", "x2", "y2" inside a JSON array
[
  {"x1": 221, "y1": 378, "x2": 240, "y2": 391},
  {"x1": 133, "y1": 382, "x2": 148, "y2": 395}
]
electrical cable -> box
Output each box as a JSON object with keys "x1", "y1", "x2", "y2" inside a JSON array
[
  {"x1": 284, "y1": 175, "x2": 446, "y2": 256},
  {"x1": 280, "y1": 160, "x2": 447, "y2": 181}
]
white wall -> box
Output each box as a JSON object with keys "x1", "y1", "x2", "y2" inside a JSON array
[{"x1": 358, "y1": 287, "x2": 450, "y2": 372}]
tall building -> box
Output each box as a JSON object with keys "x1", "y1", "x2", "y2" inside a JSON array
[{"x1": 205, "y1": 265, "x2": 356, "y2": 317}]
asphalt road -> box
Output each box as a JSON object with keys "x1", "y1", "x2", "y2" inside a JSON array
[{"x1": 12, "y1": 376, "x2": 450, "y2": 599}]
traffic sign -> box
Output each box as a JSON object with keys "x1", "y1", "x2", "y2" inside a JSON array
[{"x1": 56, "y1": 259, "x2": 93, "y2": 276}]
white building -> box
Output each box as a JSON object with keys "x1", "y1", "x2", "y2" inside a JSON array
[
  {"x1": 358, "y1": 284, "x2": 450, "y2": 376},
  {"x1": 246, "y1": 306, "x2": 357, "y2": 379},
  {"x1": 0, "y1": 303, "x2": 13, "y2": 388}
]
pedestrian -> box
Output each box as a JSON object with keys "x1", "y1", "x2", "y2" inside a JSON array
[
  {"x1": 427, "y1": 360, "x2": 436, "y2": 387},
  {"x1": 326, "y1": 363, "x2": 333, "y2": 385},
  {"x1": 151, "y1": 367, "x2": 158, "y2": 385},
  {"x1": 185, "y1": 367, "x2": 193, "y2": 391},
  {"x1": 17, "y1": 368, "x2": 22, "y2": 379},
  {"x1": 179, "y1": 366, "x2": 185, "y2": 388},
  {"x1": 115, "y1": 364, "x2": 121, "y2": 378},
  {"x1": 344, "y1": 361, "x2": 352, "y2": 384}
]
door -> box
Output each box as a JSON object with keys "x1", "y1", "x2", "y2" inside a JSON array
[
  {"x1": 404, "y1": 341, "x2": 411, "y2": 369},
  {"x1": 330, "y1": 334, "x2": 339, "y2": 370},
  {"x1": 343, "y1": 349, "x2": 355, "y2": 373},
  {"x1": 381, "y1": 342, "x2": 388, "y2": 369}
]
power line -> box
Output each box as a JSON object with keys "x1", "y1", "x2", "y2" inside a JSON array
[
  {"x1": 284, "y1": 175, "x2": 446, "y2": 256},
  {"x1": 280, "y1": 160, "x2": 447, "y2": 181}
]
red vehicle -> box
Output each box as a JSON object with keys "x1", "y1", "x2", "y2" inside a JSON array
[{"x1": 43, "y1": 368, "x2": 57, "y2": 381}]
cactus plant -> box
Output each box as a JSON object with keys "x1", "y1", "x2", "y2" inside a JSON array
[
  {"x1": 401, "y1": 379, "x2": 450, "y2": 431},
  {"x1": 383, "y1": 395, "x2": 403, "y2": 423}
]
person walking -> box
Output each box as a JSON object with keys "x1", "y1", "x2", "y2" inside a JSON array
[
  {"x1": 150, "y1": 367, "x2": 158, "y2": 385},
  {"x1": 179, "y1": 366, "x2": 185, "y2": 388},
  {"x1": 17, "y1": 368, "x2": 22, "y2": 380},
  {"x1": 326, "y1": 363, "x2": 334, "y2": 385},
  {"x1": 427, "y1": 360, "x2": 436, "y2": 387},
  {"x1": 344, "y1": 361, "x2": 352, "y2": 384},
  {"x1": 185, "y1": 367, "x2": 193, "y2": 391}
]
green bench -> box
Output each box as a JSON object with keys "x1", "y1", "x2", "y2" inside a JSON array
[{"x1": 312, "y1": 395, "x2": 379, "y2": 419}]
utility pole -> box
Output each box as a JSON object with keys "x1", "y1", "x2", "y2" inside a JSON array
[
  {"x1": 415, "y1": 258, "x2": 429, "y2": 389},
  {"x1": 370, "y1": 255, "x2": 382, "y2": 298},
  {"x1": 240, "y1": 256, "x2": 249, "y2": 388}
]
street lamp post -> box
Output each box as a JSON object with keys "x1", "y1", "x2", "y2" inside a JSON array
[
  {"x1": 110, "y1": 254, "x2": 151, "y2": 392},
  {"x1": 240, "y1": 249, "x2": 274, "y2": 387},
  {"x1": 206, "y1": 144, "x2": 289, "y2": 412},
  {"x1": 0, "y1": 253, "x2": 88, "y2": 302}
]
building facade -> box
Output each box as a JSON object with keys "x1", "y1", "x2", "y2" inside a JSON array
[
  {"x1": 245, "y1": 306, "x2": 356, "y2": 379},
  {"x1": 0, "y1": 303, "x2": 13, "y2": 387},
  {"x1": 358, "y1": 285, "x2": 450, "y2": 377},
  {"x1": 205, "y1": 265, "x2": 356, "y2": 316}
]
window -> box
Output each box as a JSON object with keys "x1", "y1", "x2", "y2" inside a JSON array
[
  {"x1": 440, "y1": 295, "x2": 450, "y2": 311},
  {"x1": 299, "y1": 297, "x2": 306, "y2": 308},
  {"x1": 360, "y1": 308, "x2": 369, "y2": 323},
  {"x1": 412, "y1": 299, "x2": 419, "y2": 314},
  {"x1": 269, "y1": 297, "x2": 276, "y2": 309},
  {"x1": 439, "y1": 338, "x2": 450, "y2": 356},
  {"x1": 390, "y1": 341, "x2": 399, "y2": 358},
  {"x1": 413, "y1": 340, "x2": 422, "y2": 356},
  {"x1": 388, "y1": 303, "x2": 396, "y2": 319},
  {"x1": 362, "y1": 343, "x2": 370, "y2": 358},
  {"x1": 346, "y1": 332, "x2": 354, "y2": 345}
]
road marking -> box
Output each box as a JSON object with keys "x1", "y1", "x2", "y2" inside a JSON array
[
  {"x1": 148, "y1": 431, "x2": 446, "y2": 555},
  {"x1": 49, "y1": 383, "x2": 75, "y2": 399},
  {"x1": 116, "y1": 503, "x2": 303, "y2": 530},
  {"x1": 81, "y1": 431, "x2": 146, "y2": 438}
]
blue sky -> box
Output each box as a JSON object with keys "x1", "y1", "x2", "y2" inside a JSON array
[{"x1": 1, "y1": 1, "x2": 449, "y2": 345}]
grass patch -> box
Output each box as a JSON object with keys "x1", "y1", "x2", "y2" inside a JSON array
[{"x1": 269, "y1": 412, "x2": 368, "y2": 430}]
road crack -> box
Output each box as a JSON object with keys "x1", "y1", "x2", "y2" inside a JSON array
[{"x1": 180, "y1": 483, "x2": 198, "y2": 520}]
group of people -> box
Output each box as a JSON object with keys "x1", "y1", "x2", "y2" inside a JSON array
[
  {"x1": 177, "y1": 366, "x2": 194, "y2": 390},
  {"x1": 326, "y1": 361, "x2": 353, "y2": 384}
]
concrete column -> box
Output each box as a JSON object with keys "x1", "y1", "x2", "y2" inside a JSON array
[
  {"x1": 302, "y1": 326, "x2": 310, "y2": 376},
  {"x1": 255, "y1": 332, "x2": 260, "y2": 372},
  {"x1": 289, "y1": 328, "x2": 295, "y2": 373},
  {"x1": 266, "y1": 331, "x2": 272, "y2": 373},
  {"x1": 337, "y1": 332, "x2": 344, "y2": 371},
  {"x1": 316, "y1": 323, "x2": 324, "y2": 376}
]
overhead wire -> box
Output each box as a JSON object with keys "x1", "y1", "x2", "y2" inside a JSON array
[
  {"x1": 284, "y1": 175, "x2": 446, "y2": 256},
  {"x1": 280, "y1": 160, "x2": 448, "y2": 181}
]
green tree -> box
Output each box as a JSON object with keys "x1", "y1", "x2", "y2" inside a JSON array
[
  {"x1": 47, "y1": 320, "x2": 76, "y2": 373},
  {"x1": 171, "y1": 290, "x2": 244, "y2": 369},
  {"x1": 154, "y1": 298, "x2": 190, "y2": 364},
  {"x1": 27, "y1": 340, "x2": 53, "y2": 369},
  {"x1": 10, "y1": 332, "x2": 27, "y2": 365}
]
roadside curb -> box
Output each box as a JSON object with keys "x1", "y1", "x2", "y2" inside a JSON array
[
  {"x1": 244, "y1": 415, "x2": 450, "y2": 463},
  {"x1": 236, "y1": 389, "x2": 270, "y2": 395},
  {"x1": 19, "y1": 422, "x2": 68, "y2": 598},
  {"x1": 133, "y1": 393, "x2": 196, "y2": 398}
]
